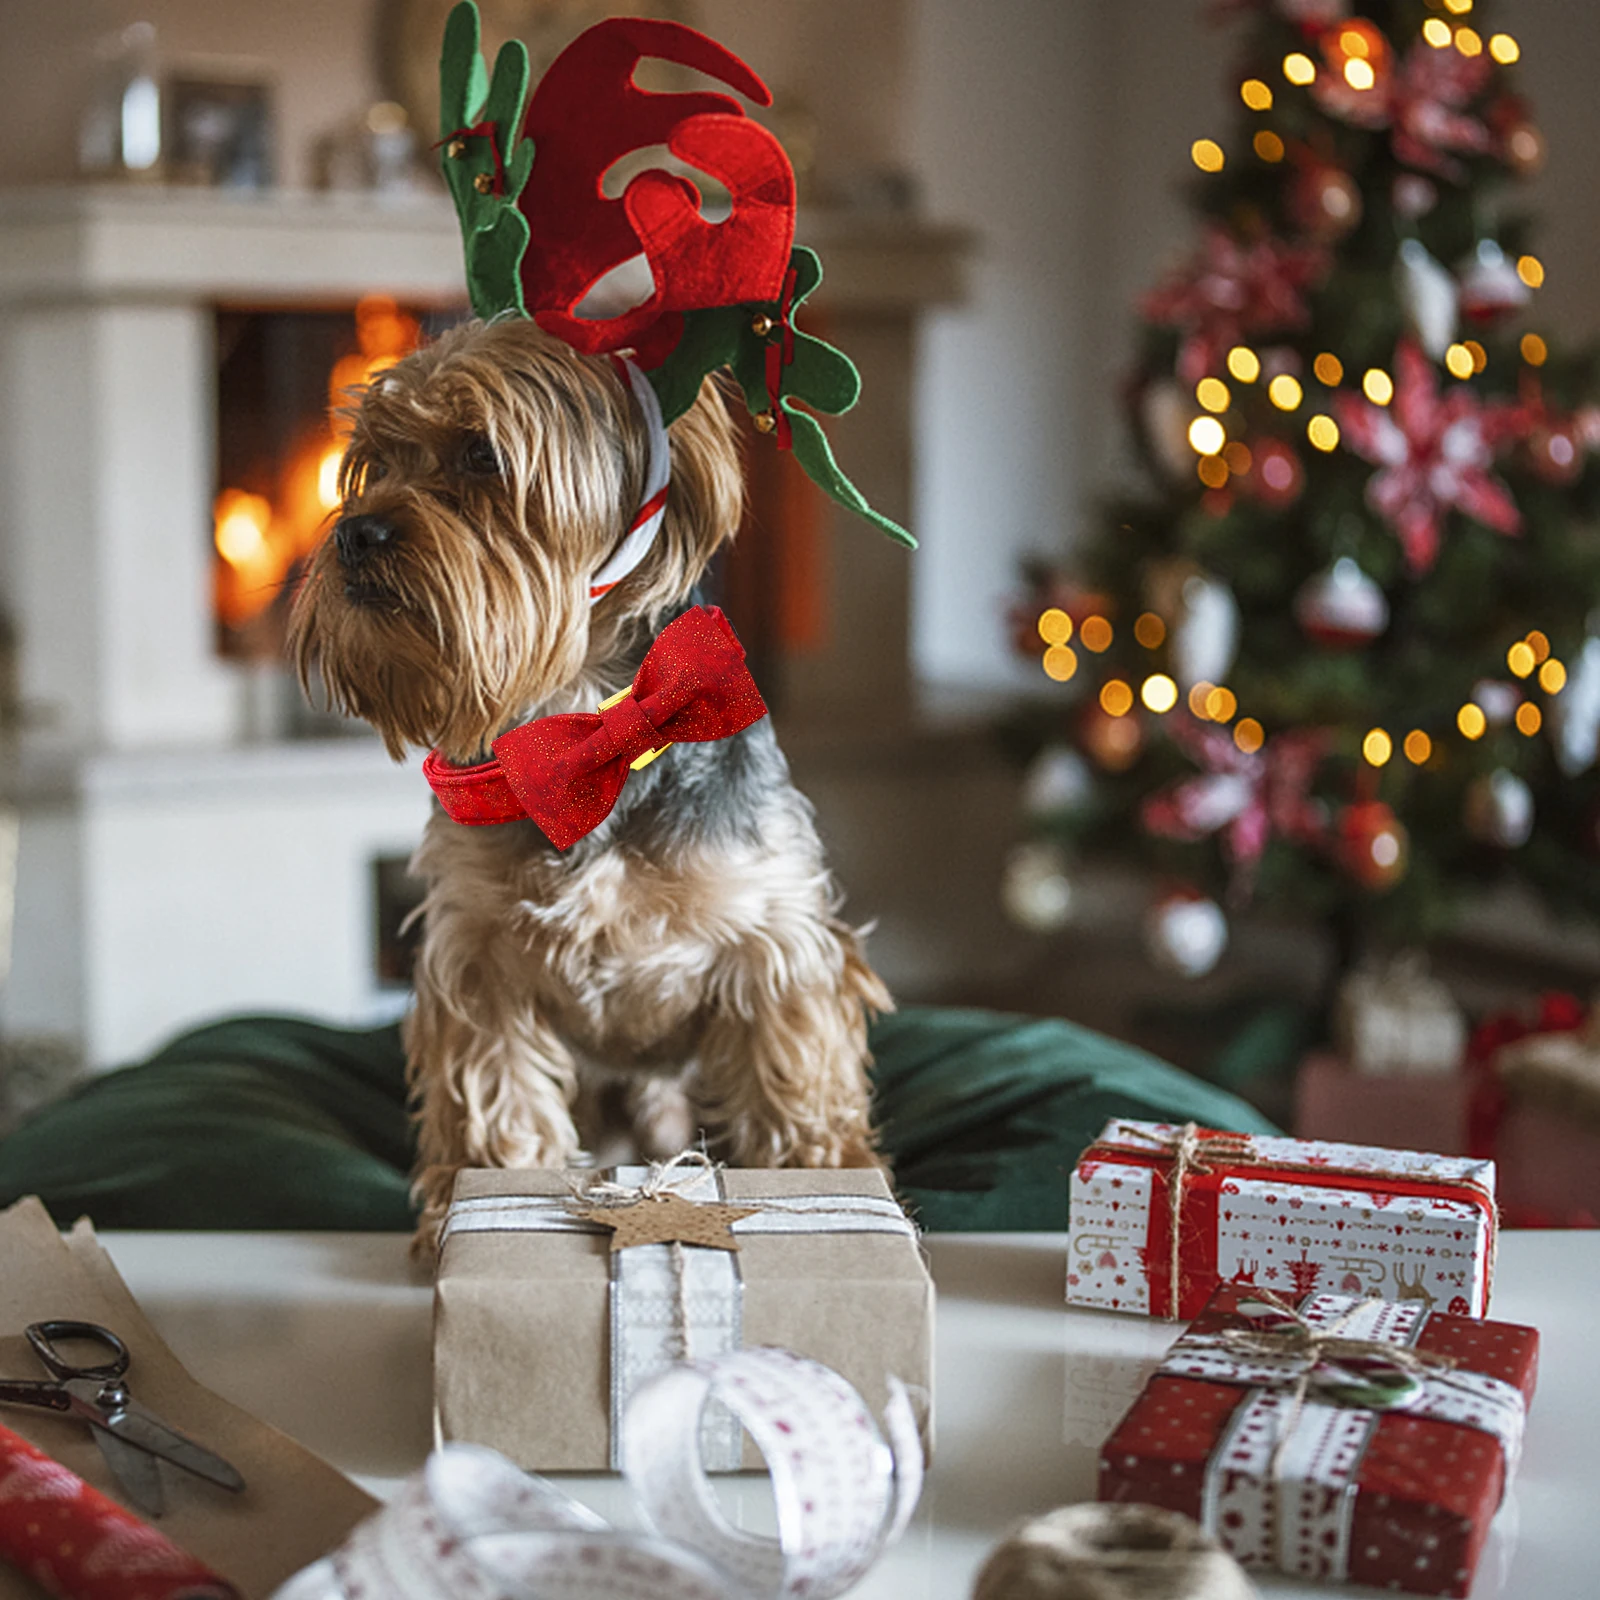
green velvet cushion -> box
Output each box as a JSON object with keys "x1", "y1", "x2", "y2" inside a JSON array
[{"x1": 0, "y1": 1007, "x2": 1276, "y2": 1232}]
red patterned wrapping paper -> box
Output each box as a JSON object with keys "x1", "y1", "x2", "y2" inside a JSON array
[
  {"x1": 0, "y1": 1423, "x2": 238, "y2": 1600},
  {"x1": 1067, "y1": 1120, "x2": 1497, "y2": 1320},
  {"x1": 1098, "y1": 1284, "x2": 1539, "y2": 1597}
]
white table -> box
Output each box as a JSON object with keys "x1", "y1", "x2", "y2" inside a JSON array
[{"x1": 99, "y1": 1230, "x2": 1596, "y2": 1599}]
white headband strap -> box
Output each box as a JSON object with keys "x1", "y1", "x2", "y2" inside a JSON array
[{"x1": 589, "y1": 356, "x2": 671, "y2": 605}]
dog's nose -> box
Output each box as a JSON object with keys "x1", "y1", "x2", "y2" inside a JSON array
[{"x1": 334, "y1": 513, "x2": 397, "y2": 568}]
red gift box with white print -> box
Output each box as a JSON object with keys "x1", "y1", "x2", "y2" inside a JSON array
[
  {"x1": 1067, "y1": 1120, "x2": 1496, "y2": 1320},
  {"x1": 1098, "y1": 1284, "x2": 1538, "y2": 1597}
]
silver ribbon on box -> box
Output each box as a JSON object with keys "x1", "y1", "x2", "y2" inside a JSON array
[
  {"x1": 271, "y1": 1346, "x2": 924, "y2": 1600},
  {"x1": 1155, "y1": 1293, "x2": 1527, "y2": 1582},
  {"x1": 440, "y1": 1165, "x2": 918, "y2": 1470}
]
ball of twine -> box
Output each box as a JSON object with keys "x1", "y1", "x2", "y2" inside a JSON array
[{"x1": 971, "y1": 1503, "x2": 1257, "y2": 1600}]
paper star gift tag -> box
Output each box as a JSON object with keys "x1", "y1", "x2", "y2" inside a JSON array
[{"x1": 574, "y1": 1191, "x2": 759, "y2": 1252}]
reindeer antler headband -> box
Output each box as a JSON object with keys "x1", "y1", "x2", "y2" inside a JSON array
[{"x1": 437, "y1": 2, "x2": 913, "y2": 551}]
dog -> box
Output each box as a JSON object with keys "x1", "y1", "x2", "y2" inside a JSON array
[{"x1": 289, "y1": 315, "x2": 890, "y2": 1244}]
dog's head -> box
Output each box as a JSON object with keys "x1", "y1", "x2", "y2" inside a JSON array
[{"x1": 288, "y1": 317, "x2": 743, "y2": 761}]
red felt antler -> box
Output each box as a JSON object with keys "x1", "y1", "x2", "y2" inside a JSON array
[{"x1": 518, "y1": 17, "x2": 796, "y2": 367}]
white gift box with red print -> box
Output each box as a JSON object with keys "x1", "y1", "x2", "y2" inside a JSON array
[{"x1": 1066, "y1": 1120, "x2": 1496, "y2": 1320}]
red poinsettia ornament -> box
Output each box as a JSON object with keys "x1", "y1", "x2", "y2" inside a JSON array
[{"x1": 1335, "y1": 339, "x2": 1524, "y2": 574}]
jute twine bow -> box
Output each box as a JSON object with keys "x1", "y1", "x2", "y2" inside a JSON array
[
  {"x1": 1112, "y1": 1122, "x2": 1255, "y2": 1319},
  {"x1": 971, "y1": 1503, "x2": 1258, "y2": 1600}
]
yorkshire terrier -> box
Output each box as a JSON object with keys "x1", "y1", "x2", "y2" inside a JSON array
[{"x1": 289, "y1": 316, "x2": 889, "y2": 1243}]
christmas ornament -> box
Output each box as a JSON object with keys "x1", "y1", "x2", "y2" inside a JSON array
[
  {"x1": 1391, "y1": 174, "x2": 1438, "y2": 219},
  {"x1": 1001, "y1": 839, "x2": 1075, "y2": 933},
  {"x1": 436, "y1": 3, "x2": 909, "y2": 544},
  {"x1": 1317, "y1": 18, "x2": 1392, "y2": 105},
  {"x1": 1552, "y1": 636, "x2": 1600, "y2": 776},
  {"x1": 1528, "y1": 422, "x2": 1582, "y2": 485},
  {"x1": 1293, "y1": 558, "x2": 1388, "y2": 647},
  {"x1": 1170, "y1": 572, "x2": 1239, "y2": 692},
  {"x1": 1244, "y1": 436, "x2": 1304, "y2": 506},
  {"x1": 1290, "y1": 162, "x2": 1362, "y2": 241},
  {"x1": 1335, "y1": 338, "x2": 1525, "y2": 574},
  {"x1": 1143, "y1": 891, "x2": 1228, "y2": 979},
  {"x1": 1023, "y1": 745, "x2": 1094, "y2": 818},
  {"x1": 1464, "y1": 769, "x2": 1535, "y2": 849},
  {"x1": 1338, "y1": 799, "x2": 1408, "y2": 890},
  {"x1": 1079, "y1": 702, "x2": 1144, "y2": 773},
  {"x1": 1458, "y1": 239, "x2": 1530, "y2": 322},
  {"x1": 1503, "y1": 118, "x2": 1547, "y2": 177},
  {"x1": 1139, "y1": 379, "x2": 1201, "y2": 481},
  {"x1": 1394, "y1": 240, "x2": 1457, "y2": 361},
  {"x1": 1141, "y1": 226, "x2": 1328, "y2": 386}
]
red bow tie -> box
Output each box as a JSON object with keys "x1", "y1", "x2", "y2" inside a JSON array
[{"x1": 422, "y1": 606, "x2": 768, "y2": 849}]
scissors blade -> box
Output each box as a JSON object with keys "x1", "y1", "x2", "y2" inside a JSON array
[
  {"x1": 92, "y1": 1427, "x2": 166, "y2": 1518},
  {"x1": 97, "y1": 1402, "x2": 245, "y2": 1495}
]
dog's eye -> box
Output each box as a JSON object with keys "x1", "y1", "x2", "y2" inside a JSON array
[{"x1": 460, "y1": 435, "x2": 502, "y2": 477}]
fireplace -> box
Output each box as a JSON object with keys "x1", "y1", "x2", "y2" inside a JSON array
[{"x1": 0, "y1": 187, "x2": 968, "y2": 1067}]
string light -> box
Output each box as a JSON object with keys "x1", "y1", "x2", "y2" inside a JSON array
[
  {"x1": 1283, "y1": 52, "x2": 1316, "y2": 85},
  {"x1": 1223, "y1": 441, "x2": 1253, "y2": 474},
  {"x1": 1043, "y1": 645, "x2": 1078, "y2": 681},
  {"x1": 1227, "y1": 347, "x2": 1262, "y2": 382},
  {"x1": 1240, "y1": 78, "x2": 1274, "y2": 110},
  {"x1": 1455, "y1": 26, "x2": 1483, "y2": 57},
  {"x1": 1518, "y1": 254, "x2": 1545, "y2": 288},
  {"x1": 1234, "y1": 718, "x2": 1264, "y2": 754},
  {"x1": 1100, "y1": 679, "x2": 1134, "y2": 716},
  {"x1": 1192, "y1": 139, "x2": 1225, "y2": 172},
  {"x1": 1196, "y1": 378, "x2": 1231, "y2": 412},
  {"x1": 1268, "y1": 374, "x2": 1304, "y2": 410},
  {"x1": 1507, "y1": 641, "x2": 1536, "y2": 677},
  {"x1": 1189, "y1": 681, "x2": 1216, "y2": 718},
  {"x1": 1526, "y1": 630, "x2": 1551, "y2": 663},
  {"x1": 1344, "y1": 58, "x2": 1376, "y2": 90},
  {"x1": 1403, "y1": 730, "x2": 1433, "y2": 764},
  {"x1": 1457, "y1": 703, "x2": 1487, "y2": 739},
  {"x1": 1422, "y1": 18, "x2": 1453, "y2": 47},
  {"x1": 1362, "y1": 368, "x2": 1394, "y2": 405},
  {"x1": 1521, "y1": 333, "x2": 1548, "y2": 366},
  {"x1": 1489, "y1": 33, "x2": 1520, "y2": 63},
  {"x1": 1197, "y1": 455, "x2": 1230, "y2": 488},
  {"x1": 1516, "y1": 702, "x2": 1543, "y2": 736},
  {"x1": 1463, "y1": 339, "x2": 1487, "y2": 373},
  {"x1": 1307, "y1": 415, "x2": 1340, "y2": 451},
  {"x1": 1134, "y1": 612, "x2": 1167, "y2": 649},
  {"x1": 1442, "y1": 0, "x2": 1473, "y2": 14},
  {"x1": 1142, "y1": 674, "x2": 1179, "y2": 713},
  {"x1": 1363, "y1": 728, "x2": 1393, "y2": 766},
  {"x1": 1080, "y1": 616, "x2": 1113, "y2": 653},
  {"x1": 1189, "y1": 417, "x2": 1226, "y2": 455},
  {"x1": 1313, "y1": 353, "x2": 1344, "y2": 386},
  {"x1": 1253, "y1": 130, "x2": 1286, "y2": 163},
  {"x1": 1540, "y1": 658, "x2": 1567, "y2": 694},
  {"x1": 1444, "y1": 343, "x2": 1475, "y2": 379},
  {"x1": 1206, "y1": 686, "x2": 1238, "y2": 722},
  {"x1": 1037, "y1": 607, "x2": 1073, "y2": 646}
]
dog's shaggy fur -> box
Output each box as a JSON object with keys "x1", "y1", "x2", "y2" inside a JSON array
[{"x1": 289, "y1": 318, "x2": 889, "y2": 1242}]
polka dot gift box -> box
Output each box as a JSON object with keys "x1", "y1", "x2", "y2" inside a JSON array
[
  {"x1": 1066, "y1": 1120, "x2": 1496, "y2": 1321},
  {"x1": 1098, "y1": 1282, "x2": 1539, "y2": 1597}
]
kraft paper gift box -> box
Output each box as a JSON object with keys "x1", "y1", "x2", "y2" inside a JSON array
[
  {"x1": 434, "y1": 1165, "x2": 934, "y2": 1471},
  {"x1": 1067, "y1": 1120, "x2": 1496, "y2": 1320},
  {"x1": 1099, "y1": 1283, "x2": 1539, "y2": 1597}
]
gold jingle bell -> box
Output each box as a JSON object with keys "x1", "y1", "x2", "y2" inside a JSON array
[
  {"x1": 750, "y1": 313, "x2": 775, "y2": 337},
  {"x1": 753, "y1": 411, "x2": 778, "y2": 435},
  {"x1": 473, "y1": 172, "x2": 494, "y2": 194},
  {"x1": 447, "y1": 139, "x2": 468, "y2": 159}
]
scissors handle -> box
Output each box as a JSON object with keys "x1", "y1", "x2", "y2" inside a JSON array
[{"x1": 25, "y1": 1321, "x2": 130, "y2": 1385}]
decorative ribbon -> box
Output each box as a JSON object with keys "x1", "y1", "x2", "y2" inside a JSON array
[
  {"x1": 588, "y1": 357, "x2": 672, "y2": 603},
  {"x1": 761, "y1": 265, "x2": 799, "y2": 450},
  {"x1": 271, "y1": 1347, "x2": 923, "y2": 1600},
  {"x1": 442, "y1": 1160, "x2": 917, "y2": 1472},
  {"x1": 436, "y1": 120, "x2": 506, "y2": 196},
  {"x1": 1155, "y1": 1292, "x2": 1528, "y2": 1583},
  {"x1": 1074, "y1": 1119, "x2": 1498, "y2": 1319},
  {"x1": 0, "y1": 1421, "x2": 239, "y2": 1600},
  {"x1": 421, "y1": 606, "x2": 768, "y2": 846}
]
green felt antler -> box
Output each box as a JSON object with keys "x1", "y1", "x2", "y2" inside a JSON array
[
  {"x1": 438, "y1": 1, "x2": 535, "y2": 320},
  {"x1": 648, "y1": 247, "x2": 914, "y2": 548}
]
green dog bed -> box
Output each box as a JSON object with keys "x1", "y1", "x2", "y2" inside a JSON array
[{"x1": 0, "y1": 1007, "x2": 1276, "y2": 1232}]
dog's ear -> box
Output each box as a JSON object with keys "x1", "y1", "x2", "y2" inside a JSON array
[{"x1": 625, "y1": 374, "x2": 744, "y2": 614}]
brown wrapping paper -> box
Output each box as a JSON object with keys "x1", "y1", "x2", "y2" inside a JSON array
[
  {"x1": 435, "y1": 1167, "x2": 935, "y2": 1471},
  {"x1": 0, "y1": 1198, "x2": 376, "y2": 1600}
]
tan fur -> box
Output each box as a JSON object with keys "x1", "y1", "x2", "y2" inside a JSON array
[{"x1": 288, "y1": 319, "x2": 889, "y2": 1250}]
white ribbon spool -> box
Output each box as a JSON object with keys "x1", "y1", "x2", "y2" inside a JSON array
[{"x1": 271, "y1": 1347, "x2": 923, "y2": 1600}]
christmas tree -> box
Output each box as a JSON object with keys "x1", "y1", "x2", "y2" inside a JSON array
[{"x1": 1008, "y1": 0, "x2": 1600, "y2": 980}]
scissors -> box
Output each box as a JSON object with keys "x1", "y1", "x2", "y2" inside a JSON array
[{"x1": 0, "y1": 1319, "x2": 246, "y2": 1518}]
